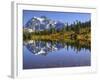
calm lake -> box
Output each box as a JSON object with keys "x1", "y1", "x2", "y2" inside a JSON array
[{"x1": 23, "y1": 40, "x2": 91, "y2": 69}]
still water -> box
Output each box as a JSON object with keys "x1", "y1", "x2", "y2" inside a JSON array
[{"x1": 23, "y1": 40, "x2": 91, "y2": 69}]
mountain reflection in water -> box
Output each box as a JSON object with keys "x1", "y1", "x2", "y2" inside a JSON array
[{"x1": 24, "y1": 40, "x2": 90, "y2": 56}]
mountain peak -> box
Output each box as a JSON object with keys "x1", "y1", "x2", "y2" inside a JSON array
[{"x1": 25, "y1": 16, "x2": 65, "y2": 31}]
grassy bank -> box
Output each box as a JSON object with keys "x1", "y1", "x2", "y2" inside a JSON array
[
  {"x1": 27, "y1": 28, "x2": 91, "y2": 41},
  {"x1": 23, "y1": 25, "x2": 91, "y2": 41}
]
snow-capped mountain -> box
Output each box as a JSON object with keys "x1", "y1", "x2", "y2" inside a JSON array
[{"x1": 24, "y1": 16, "x2": 65, "y2": 32}]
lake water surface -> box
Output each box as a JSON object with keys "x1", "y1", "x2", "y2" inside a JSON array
[{"x1": 23, "y1": 40, "x2": 91, "y2": 69}]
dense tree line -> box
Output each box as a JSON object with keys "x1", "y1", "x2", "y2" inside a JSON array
[{"x1": 30, "y1": 20, "x2": 91, "y2": 35}]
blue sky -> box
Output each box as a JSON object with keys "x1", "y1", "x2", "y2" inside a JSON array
[{"x1": 23, "y1": 10, "x2": 91, "y2": 26}]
